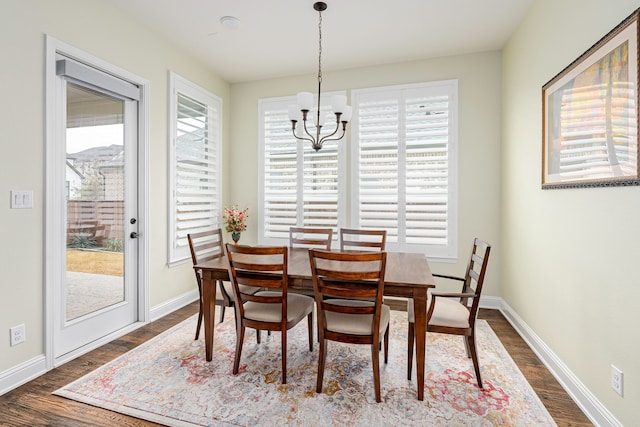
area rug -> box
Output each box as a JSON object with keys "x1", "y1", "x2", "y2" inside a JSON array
[{"x1": 54, "y1": 310, "x2": 556, "y2": 426}]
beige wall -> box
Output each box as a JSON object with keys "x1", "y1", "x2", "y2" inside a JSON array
[
  {"x1": 229, "y1": 52, "x2": 503, "y2": 295},
  {"x1": 502, "y1": 0, "x2": 639, "y2": 424},
  {"x1": 0, "y1": 0, "x2": 229, "y2": 371}
]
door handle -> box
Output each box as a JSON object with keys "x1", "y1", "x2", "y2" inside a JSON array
[{"x1": 130, "y1": 232, "x2": 139, "y2": 239}]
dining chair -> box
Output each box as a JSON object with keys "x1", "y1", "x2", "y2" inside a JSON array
[
  {"x1": 225, "y1": 244, "x2": 314, "y2": 384},
  {"x1": 406, "y1": 238, "x2": 491, "y2": 387},
  {"x1": 187, "y1": 229, "x2": 260, "y2": 340},
  {"x1": 339, "y1": 228, "x2": 387, "y2": 252},
  {"x1": 289, "y1": 226, "x2": 333, "y2": 250},
  {"x1": 309, "y1": 249, "x2": 389, "y2": 402}
]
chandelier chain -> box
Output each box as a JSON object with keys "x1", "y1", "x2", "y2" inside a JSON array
[{"x1": 318, "y1": 10, "x2": 323, "y2": 84}]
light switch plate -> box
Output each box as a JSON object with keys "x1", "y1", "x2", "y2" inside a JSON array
[{"x1": 10, "y1": 190, "x2": 33, "y2": 209}]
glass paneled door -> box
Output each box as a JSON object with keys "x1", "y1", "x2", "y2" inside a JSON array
[
  {"x1": 65, "y1": 83, "x2": 128, "y2": 320},
  {"x1": 53, "y1": 59, "x2": 140, "y2": 360}
]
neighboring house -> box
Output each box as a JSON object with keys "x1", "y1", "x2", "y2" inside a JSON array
[
  {"x1": 98, "y1": 150, "x2": 124, "y2": 201},
  {"x1": 65, "y1": 160, "x2": 84, "y2": 200},
  {"x1": 67, "y1": 144, "x2": 124, "y2": 201}
]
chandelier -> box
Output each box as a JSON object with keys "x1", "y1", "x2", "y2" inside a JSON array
[{"x1": 288, "y1": 2, "x2": 351, "y2": 152}]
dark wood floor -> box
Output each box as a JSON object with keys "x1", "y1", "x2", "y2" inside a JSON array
[{"x1": 0, "y1": 303, "x2": 592, "y2": 426}]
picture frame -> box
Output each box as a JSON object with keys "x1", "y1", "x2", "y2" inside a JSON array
[{"x1": 542, "y1": 9, "x2": 640, "y2": 189}]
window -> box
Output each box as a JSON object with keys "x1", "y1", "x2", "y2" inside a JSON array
[
  {"x1": 351, "y1": 81, "x2": 458, "y2": 258},
  {"x1": 258, "y1": 95, "x2": 346, "y2": 245},
  {"x1": 258, "y1": 81, "x2": 457, "y2": 260},
  {"x1": 168, "y1": 72, "x2": 222, "y2": 264}
]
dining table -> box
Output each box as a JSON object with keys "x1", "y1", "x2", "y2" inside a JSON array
[{"x1": 195, "y1": 246, "x2": 435, "y2": 401}]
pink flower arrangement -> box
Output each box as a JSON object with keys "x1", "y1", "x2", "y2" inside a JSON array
[{"x1": 223, "y1": 205, "x2": 248, "y2": 233}]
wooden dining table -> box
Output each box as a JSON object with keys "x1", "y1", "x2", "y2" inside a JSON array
[{"x1": 195, "y1": 247, "x2": 435, "y2": 400}]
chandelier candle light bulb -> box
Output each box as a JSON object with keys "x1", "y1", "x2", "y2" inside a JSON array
[{"x1": 288, "y1": 2, "x2": 350, "y2": 152}]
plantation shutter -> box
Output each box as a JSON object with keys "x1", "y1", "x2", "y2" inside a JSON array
[
  {"x1": 263, "y1": 104, "x2": 298, "y2": 240},
  {"x1": 352, "y1": 81, "x2": 457, "y2": 257},
  {"x1": 169, "y1": 73, "x2": 221, "y2": 263},
  {"x1": 259, "y1": 96, "x2": 344, "y2": 245},
  {"x1": 302, "y1": 138, "x2": 339, "y2": 229}
]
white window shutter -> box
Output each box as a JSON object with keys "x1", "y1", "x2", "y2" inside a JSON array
[
  {"x1": 259, "y1": 95, "x2": 346, "y2": 245},
  {"x1": 263, "y1": 105, "x2": 298, "y2": 240},
  {"x1": 169, "y1": 73, "x2": 222, "y2": 264},
  {"x1": 352, "y1": 81, "x2": 458, "y2": 258}
]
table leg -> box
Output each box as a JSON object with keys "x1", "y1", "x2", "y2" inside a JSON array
[
  {"x1": 202, "y1": 271, "x2": 217, "y2": 362},
  {"x1": 413, "y1": 288, "x2": 427, "y2": 401}
]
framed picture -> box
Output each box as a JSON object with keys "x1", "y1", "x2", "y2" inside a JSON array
[{"x1": 542, "y1": 9, "x2": 640, "y2": 189}]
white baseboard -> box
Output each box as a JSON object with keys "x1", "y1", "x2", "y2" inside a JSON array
[
  {"x1": 149, "y1": 289, "x2": 199, "y2": 322},
  {"x1": 479, "y1": 295, "x2": 502, "y2": 310},
  {"x1": 0, "y1": 355, "x2": 47, "y2": 396},
  {"x1": 498, "y1": 299, "x2": 622, "y2": 427}
]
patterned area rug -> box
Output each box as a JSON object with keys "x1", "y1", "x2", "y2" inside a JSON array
[{"x1": 55, "y1": 310, "x2": 556, "y2": 426}]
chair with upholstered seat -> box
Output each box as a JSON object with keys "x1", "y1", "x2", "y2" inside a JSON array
[
  {"x1": 309, "y1": 249, "x2": 389, "y2": 402},
  {"x1": 187, "y1": 229, "x2": 260, "y2": 340},
  {"x1": 289, "y1": 226, "x2": 333, "y2": 250},
  {"x1": 225, "y1": 244, "x2": 314, "y2": 384},
  {"x1": 407, "y1": 238, "x2": 491, "y2": 387},
  {"x1": 339, "y1": 228, "x2": 386, "y2": 252}
]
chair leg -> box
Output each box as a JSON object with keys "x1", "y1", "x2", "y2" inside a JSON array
[
  {"x1": 407, "y1": 321, "x2": 415, "y2": 380},
  {"x1": 219, "y1": 305, "x2": 226, "y2": 323},
  {"x1": 383, "y1": 325, "x2": 389, "y2": 364},
  {"x1": 463, "y1": 335, "x2": 471, "y2": 357},
  {"x1": 467, "y1": 334, "x2": 483, "y2": 388},
  {"x1": 281, "y1": 328, "x2": 287, "y2": 384},
  {"x1": 194, "y1": 300, "x2": 203, "y2": 341},
  {"x1": 257, "y1": 330, "x2": 261, "y2": 344},
  {"x1": 232, "y1": 322, "x2": 245, "y2": 375},
  {"x1": 316, "y1": 336, "x2": 327, "y2": 394},
  {"x1": 307, "y1": 312, "x2": 314, "y2": 352},
  {"x1": 371, "y1": 339, "x2": 382, "y2": 403}
]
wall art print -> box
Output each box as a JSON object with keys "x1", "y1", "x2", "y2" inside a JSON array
[{"x1": 542, "y1": 9, "x2": 640, "y2": 189}]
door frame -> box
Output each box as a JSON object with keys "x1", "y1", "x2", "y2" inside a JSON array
[{"x1": 44, "y1": 35, "x2": 150, "y2": 368}]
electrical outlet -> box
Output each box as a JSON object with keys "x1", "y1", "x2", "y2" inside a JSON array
[
  {"x1": 611, "y1": 365, "x2": 623, "y2": 396},
  {"x1": 10, "y1": 324, "x2": 25, "y2": 346}
]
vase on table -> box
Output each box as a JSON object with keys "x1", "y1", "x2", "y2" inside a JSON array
[{"x1": 232, "y1": 232, "x2": 241, "y2": 245}]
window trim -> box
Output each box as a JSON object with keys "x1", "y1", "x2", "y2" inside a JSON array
[{"x1": 168, "y1": 72, "x2": 222, "y2": 266}]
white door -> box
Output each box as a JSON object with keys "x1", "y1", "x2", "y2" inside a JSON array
[{"x1": 51, "y1": 55, "x2": 141, "y2": 361}]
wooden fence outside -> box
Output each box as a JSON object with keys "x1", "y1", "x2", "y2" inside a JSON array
[{"x1": 67, "y1": 200, "x2": 124, "y2": 246}]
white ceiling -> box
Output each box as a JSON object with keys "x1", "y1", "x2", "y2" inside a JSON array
[{"x1": 109, "y1": 0, "x2": 533, "y2": 84}]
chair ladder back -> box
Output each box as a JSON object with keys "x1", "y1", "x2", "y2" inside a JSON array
[
  {"x1": 225, "y1": 243, "x2": 288, "y2": 313},
  {"x1": 339, "y1": 228, "x2": 387, "y2": 252},
  {"x1": 289, "y1": 227, "x2": 333, "y2": 250},
  {"x1": 187, "y1": 228, "x2": 230, "y2": 339},
  {"x1": 188, "y1": 229, "x2": 224, "y2": 265},
  {"x1": 464, "y1": 238, "x2": 491, "y2": 326},
  {"x1": 309, "y1": 249, "x2": 387, "y2": 320}
]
